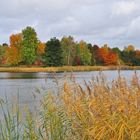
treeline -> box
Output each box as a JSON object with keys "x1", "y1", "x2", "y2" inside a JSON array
[{"x1": 0, "y1": 26, "x2": 140, "y2": 66}]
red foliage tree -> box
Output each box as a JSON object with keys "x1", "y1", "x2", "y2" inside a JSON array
[{"x1": 97, "y1": 46, "x2": 118, "y2": 65}]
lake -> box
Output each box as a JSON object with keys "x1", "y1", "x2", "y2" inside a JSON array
[{"x1": 0, "y1": 70, "x2": 139, "y2": 111}]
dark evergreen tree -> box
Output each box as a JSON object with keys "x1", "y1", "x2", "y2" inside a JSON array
[
  {"x1": 88, "y1": 44, "x2": 99, "y2": 65},
  {"x1": 121, "y1": 50, "x2": 135, "y2": 66},
  {"x1": 44, "y1": 37, "x2": 63, "y2": 66}
]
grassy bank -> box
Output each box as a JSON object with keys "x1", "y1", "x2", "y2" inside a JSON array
[
  {"x1": 0, "y1": 65, "x2": 140, "y2": 72},
  {"x1": 0, "y1": 73, "x2": 140, "y2": 139}
]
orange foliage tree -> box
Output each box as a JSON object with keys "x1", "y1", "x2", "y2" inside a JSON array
[
  {"x1": 35, "y1": 42, "x2": 46, "y2": 66},
  {"x1": 104, "y1": 52, "x2": 118, "y2": 65},
  {"x1": 97, "y1": 44, "x2": 118, "y2": 65},
  {"x1": 97, "y1": 45, "x2": 109, "y2": 64},
  {"x1": 6, "y1": 34, "x2": 23, "y2": 65}
]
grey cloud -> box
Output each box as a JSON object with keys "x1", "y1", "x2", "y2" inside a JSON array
[{"x1": 0, "y1": 0, "x2": 140, "y2": 49}]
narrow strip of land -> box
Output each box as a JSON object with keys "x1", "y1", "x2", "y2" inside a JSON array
[{"x1": 0, "y1": 66, "x2": 139, "y2": 73}]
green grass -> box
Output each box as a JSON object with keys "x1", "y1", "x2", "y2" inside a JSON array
[{"x1": 0, "y1": 72, "x2": 140, "y2": 139}]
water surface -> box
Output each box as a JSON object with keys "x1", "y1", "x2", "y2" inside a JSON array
[{"x1": 0, "y1": 70, "x2": 138, "y2": 109}]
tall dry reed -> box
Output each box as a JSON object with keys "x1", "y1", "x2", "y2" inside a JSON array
[{"x1": 0, "y1": 72, "x2": 140, "y2": 140}]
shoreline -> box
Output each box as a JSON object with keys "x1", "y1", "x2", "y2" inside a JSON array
[{"x1": 0, "y1": 66, "x2": 140, "y2": 73}]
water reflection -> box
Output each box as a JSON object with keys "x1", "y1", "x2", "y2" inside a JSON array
[
  {"x1": 0, "y1": 72, "x2": 45, "y2": 79},
  {"x1": 8, "y1": 72, "x2": 39, "y2": 79}
]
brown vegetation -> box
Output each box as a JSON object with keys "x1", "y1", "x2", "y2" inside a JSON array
[{"x1": 0, "y1": 66, "x2": 140, "y2": 73}]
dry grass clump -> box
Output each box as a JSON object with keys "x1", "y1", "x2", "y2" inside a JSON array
[
  {"x1": 0, "y1": 72, "x2": 140, "y2": 140},
  {"x1": 60, "y1": 73, "x2": 140, "y2": 140},
  {"x1": 0, "y1": 65, "x2": 140, "y2": 72},
  {"x1": 0, "y1": 66, "x2": 103, "y2": 73}
]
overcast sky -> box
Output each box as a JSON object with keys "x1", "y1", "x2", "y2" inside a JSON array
[{"x1": 0, "y1": 0, "x2": 140, "y2": 48}]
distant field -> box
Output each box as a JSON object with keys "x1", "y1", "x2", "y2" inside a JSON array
[{"x1": 0, "y1": 66, "x2": 140, "y2": 72}]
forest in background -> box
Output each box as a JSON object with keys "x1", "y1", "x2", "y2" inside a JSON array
[{"x1": 0, "y1": 26, "x2": 139, "y2": 67}]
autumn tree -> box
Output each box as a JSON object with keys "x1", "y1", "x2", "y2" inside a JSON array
[
  {"x1": 6, "y1": 47, "x2": 19, "y2": 65},
  {"x1": 2, "y1": 27, "x2": 140, "y2": 67},
  {"x1": 0, "y1": 44, "x2": 7, "y2": 65},
  {"x1": 6, "y1": 34, "x2": 23, "y2": 65},
  {"x1": 74, "y1": 41, "x2": 91, "y2": 65},
  {"x1": 96, "y1": 45, "x2": 109, "y2": 65},
  {"x1": 121, "y1": 45, "x2": 135, "y2": 66},
  {"x1": 22, "y1": 26, "x2": 39, "y2": 65},
  {"x1": 37, "y1": 42, "x2": 45, "y2": 55},
  {"x1": 44, "y1": 37, "x2": 63, "y2": 66},
  {"x1": 35, "y1": 42, "x2": 46, "y2": 65},
  {"x1": 124, "y1": 45, "x2": 135, "y2": 52},
  {"x1": 104, "y1": 52, "x2": 118, "y2": 65},
  {"x1": 111, "y1": 47, "x2": 122, "y2": 65},
  {"x1": 96, "y1": 44, "x2": 118, "y2": 65},
  {"x1": 61, "y1": 36, "x2": 76, "y2": 66}
]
